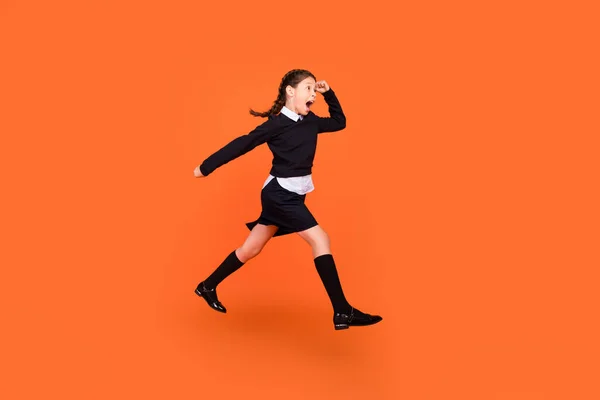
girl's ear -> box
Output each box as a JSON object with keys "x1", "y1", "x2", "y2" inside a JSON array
[{"x1": 286, "y1": 85, "x2": 294, "y2": 97}]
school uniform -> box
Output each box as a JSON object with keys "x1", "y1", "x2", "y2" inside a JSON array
[
  {"x1": 199, "y1": 89, "x2": 346, "y2": 236},
  {"x1": 196, "y1": 88, "x2": 383, "y2": 329}
]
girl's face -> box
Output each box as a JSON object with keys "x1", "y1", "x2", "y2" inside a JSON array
[{"x1": 286, "y1": 76, "x2": 317, "y2": 116}]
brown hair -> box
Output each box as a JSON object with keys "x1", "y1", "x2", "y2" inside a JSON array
[{"x1": 249, "y1": 69, "x2": 316, "y2": 118}]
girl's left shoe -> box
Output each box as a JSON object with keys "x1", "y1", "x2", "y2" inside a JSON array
[{"x1": 195, "y1": 281, "x2": 227, "y2": 313}]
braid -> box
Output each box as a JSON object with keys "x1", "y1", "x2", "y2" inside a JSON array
[
  {"x1": 249, "y1": 90, "x2": 285, "y2": 118},
  {"x1": 249, "y1": 69, "x2": 316, "y2": 118}
]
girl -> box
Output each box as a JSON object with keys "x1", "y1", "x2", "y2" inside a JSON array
[{"x1": 193, "y1": 69, "x2": 382, "y2": 330}]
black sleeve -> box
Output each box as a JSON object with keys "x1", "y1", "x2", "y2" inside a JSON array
[
  {"x1": 316, "y1": 88, "x2": 347, "y2": 133},
  {"x1": 199, "y1": 118, "x2": 278, "y2": 176}
]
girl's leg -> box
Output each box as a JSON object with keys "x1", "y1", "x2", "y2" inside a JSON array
[
  {"x1": 296, "y1": 224, "x2": 331, "y2": 258},
  {"x1": 296, "y1": 225, "x2": 351, "y2": 313},
  {"x1": 203, "y1": 223, "x2": 279, "y2": 289},
  {"x1": 297, "y1": 225, "x2": 382, "y2": 329},
  {"x1": 196, "y1": 224, "x2": 278, "y2": 313}
]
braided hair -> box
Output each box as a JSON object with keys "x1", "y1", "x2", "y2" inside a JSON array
[{"x1": 249, "y1": 69, "x2": 316, "y2": 118}]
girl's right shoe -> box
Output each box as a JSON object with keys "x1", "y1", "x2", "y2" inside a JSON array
[{"x1": 333, "y1": 307, "x2": 382, "y2": 330}]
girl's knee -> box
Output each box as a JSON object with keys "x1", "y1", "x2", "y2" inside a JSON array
[
  {"x1": 312, "y1": 233, "x2": 330, "y2": 253},
  {"x1": 238, "y1": 243, "x2": 263, "y2": 261},
  {"x1": 298, "y1": 225, "x2": 330, "y2": 249},
  {"x1": 317, "y1": 229, "x2": 330, "y2": 247}
]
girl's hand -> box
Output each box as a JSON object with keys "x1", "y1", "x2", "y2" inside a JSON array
[
  {"x1": 316, "y1": 80, "x2": 330, "y2": 93},
  {"x1": 194, "y1": 165, "x2": 205, "y2": 178}
]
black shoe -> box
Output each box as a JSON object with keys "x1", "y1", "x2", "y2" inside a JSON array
[
  {"x1": 333, "y1": 307, "x2": 382, "y2": 330},
  {"x1": 195, "y1": 281, "x2": 226, "y2": 313}
]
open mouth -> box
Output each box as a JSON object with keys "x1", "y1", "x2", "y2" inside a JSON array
[{"x1": 306, "y1": 100, "x2": 314, "y2": 110}]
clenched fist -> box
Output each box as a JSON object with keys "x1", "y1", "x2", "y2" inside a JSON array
[{"x1": 315, "y1": 80, "x2": 330, "y2": 93}]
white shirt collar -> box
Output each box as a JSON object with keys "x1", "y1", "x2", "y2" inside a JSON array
[{"x1": 280, "y1": 106, "x2": 303, "y2": 122}]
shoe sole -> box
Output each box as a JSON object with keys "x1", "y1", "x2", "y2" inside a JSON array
[{"x1": 334, "y1": 318, "x2": 382, "y2": 330}]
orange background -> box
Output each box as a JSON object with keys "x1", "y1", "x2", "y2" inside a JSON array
[{"x1": 1, "y1": 1, "x2": 599, "y2": 399}]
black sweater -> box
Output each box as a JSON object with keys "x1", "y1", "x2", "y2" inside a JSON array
[{"x1": 199, "y1": 89, "x2": 346, "y2": 177}]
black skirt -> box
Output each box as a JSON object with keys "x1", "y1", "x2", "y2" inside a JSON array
[{"x1": 245, "y1": 177, "x2": 318, "y2": 237}]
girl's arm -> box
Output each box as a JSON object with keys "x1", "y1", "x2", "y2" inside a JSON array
[
  {"x1": 316, "y1": 87, "x2": 347, "y2": 133},
  {"x1": 197, "y1": 118, "x2": 278, "y2": 177}
]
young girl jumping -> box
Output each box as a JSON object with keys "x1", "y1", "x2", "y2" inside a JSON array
[{"x1": 193, "y1": 69, "x2": 382, "y2": 330}]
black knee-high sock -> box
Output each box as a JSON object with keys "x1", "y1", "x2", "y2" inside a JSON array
[
  {"x1": 203, "y1": 250, "x2": 244, "y2": 289},
  {"x1": 314, "y1": 254, "x2": 352, "y2": 314}
]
